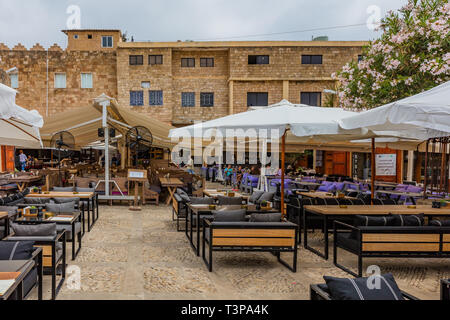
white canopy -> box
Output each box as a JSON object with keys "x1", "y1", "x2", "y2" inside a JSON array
[
  {"x1": 339, "y1": 81, "x2": 450, "y2": 140},
  {"x1": 170, "y1": 100, "x2": 363, "y2": 140},
  {"x1": 0, "y1": 83, "x2": 43, "y2": 148}
]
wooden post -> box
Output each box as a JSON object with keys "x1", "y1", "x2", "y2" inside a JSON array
[
  {"x1": 281, "y1": 133, "x2": 286, "y2": 217},
  {"x1": 371, "y1": 138, "x2": 376, "y2": 203},
  {"x1": 424, "y1": 140, "x2": 429, "y2": 199}
]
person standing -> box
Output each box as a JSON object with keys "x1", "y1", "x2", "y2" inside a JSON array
[{"x1": 18, "y1": 150, "x2": 27, "y2": 172}]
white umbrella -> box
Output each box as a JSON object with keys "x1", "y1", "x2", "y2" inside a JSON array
[
  {"x1": 0, "y1": 83, "x2": 43, "y2": 148},
  {"x1": 339, "y1": 81, "x2": 450, "y2": 138},
  {"x1": 339, "y1": 82, "x2": 450, "y2": 198},
  {"x1": 169, "y1": 100, "x2": 367, "y2": 216}
]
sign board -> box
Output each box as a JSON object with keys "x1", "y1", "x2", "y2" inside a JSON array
[
  {"x1": 376, "y1": 154, "x2": 397, "y2": 176},
  {"x1": 128, "y1": 169, "x2": 148, "y2": 182}
]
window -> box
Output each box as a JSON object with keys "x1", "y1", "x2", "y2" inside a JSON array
[
  {"x1": 102, "y1": 36, "x2": 113, "y2": 48},
  {"x1": 181, "y1": 58, "x2": 195, "y2": 68},
  {"x1": 74, "y1": 35, "x2": 79, "y2": 39},
  {"x1": 248, "y1": 55, "x2": 269, "y2": 65},
  {"x1": 9, "y1": 73, "x2": 18, "y2": 89},
  {"x1": 200, "y1": 93, "x2": 214, "y2": 107},
  {"x1": 301, "y1": 92, "x2": 322, "y2": 106},
  {"x1": 182, "y1": 92, "x2": 195, "y2": 107},
  {"x1": 247, "y1": 93, "x2": 268, "y2": 107},
  {"x1": 54, "y1": 73, "x2": 66, "y2": 89},
  {"x1": 149, "y1": 90, "x2": 163, "y2": 106},
  {"x1": 141, "y1": 81, "x2": 151, "y2": 89},
  {"x1": 302, "y1": 55, "x2": 323, "y2": 65},
  {"x1": 129, "y1": 55, "x2": 144, "y2": 65},
  {"x1": 87, "y1": 34, "x2": 93, "y2": 39},
  {"x1": 130, "y1": 91, "x2": 144, "y2": 106},
  {"x1": 200, "y1": 58, "x2": 214, "y2": 67},
  {"x1": 81, "y1": 73, "x2": 93, "y2": 89},
  {"x1": 149, "y1": 55, "x2": 163, "y2": 65}
]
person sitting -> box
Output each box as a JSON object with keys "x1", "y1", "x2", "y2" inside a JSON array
[{"x1": 224, "y1": 165, "x2": 233, "y2": 186}]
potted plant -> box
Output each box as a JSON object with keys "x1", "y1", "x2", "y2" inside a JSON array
[
  {"x1": 29, "y1": 206, "x2": 38, "y2": 215},
  {"x1": 32, "y1": 187, "x2": 39, "y2": 194},
  {"x1": 261, "y1": 201, "x2": 269, "y2": 210}
]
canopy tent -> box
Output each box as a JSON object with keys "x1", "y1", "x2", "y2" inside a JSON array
[
  {"x1": 339, "y1": 81, "x2": 450, "y2": 139},
  {"x1": 0, "y1": 83, "x2": 43, "y2": 148},
  {"x1": 169, "y1": 100, "x2": 387, "y2": 216},
  {"x1": 40, "y1": 95, "x2": 175, "y2": 149}
]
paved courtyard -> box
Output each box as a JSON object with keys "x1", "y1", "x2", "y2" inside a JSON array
[{"x1": 30, "y1": 202, "x2": 448, "y2": 300}]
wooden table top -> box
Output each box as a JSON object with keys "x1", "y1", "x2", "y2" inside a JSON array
[
  {"x1": 159, "y1": 178, "x2": 184, "y2": 187},
  {"x1": 17, "y1": 212, "x2": 80, "y2": 224},
  {"x1": 188, "y1": 204, "x2": 279, "y2": 214},
  {"x1": 7, "y1": 176, "x2": 41, "y2": 183},
  {"x1": 0, "y1": 212, "x2": 8, "y2": 219},
  {"x1": 26, "y1": 192, "x2": 94, "y2": 199},
  {"x1": 374, "y1": 190, "x2": 423, "y2": 197},
  {"x1": 203, "y1": 190, "x2": 249, "y2": 199},
  {"x1": 304, "y1": 205, "x2": 450, "y2": 216},
  {"x1": 298, "y1": 192, "x2": 357, "y2": 200}
]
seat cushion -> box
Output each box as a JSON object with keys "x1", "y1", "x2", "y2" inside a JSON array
[
  {"x1": 51, "y1": 197, "x2": 80, "y2": 205},
  {"x1": 250, "y1": 213, "x2": 282, "y2": 223},
  {"x1": 23, "y1": 198, "x2": 51, "y2": 205},
  {"x1": 190, "y1": 197, "x2": 214, "y2": 205},
  {"x1": 249, "y1": 191, "x2": 264, "y2": 204},
  {"x1": 56, "y1": 222, "x2": 81, "y2": 241},
  {"x1": 324, "y1": 274, "x2": 404, "y2": 300},
  {"x1": 391, "y1": 214, "x2": 425, "y2": 227},
  {"x1": 213, "y1": 209, "x2": 246, "y2": 222},
  {"x1": 11, "y1": 223, "x2": 57, "y2": 237},
  {"x1": 76, "y1": 188, "x2": 95, "y2": 193},
  {"x1": 217, "y1": 196, "x2": 243, "y2": 206},
  {"x1": 45, "y1": 202, "x2": 76, "y2": 214},
  {"x1": 53, "y1": 187, "x2": 74, "y2": 192},
  {"x1": 336, "y1": 233, "x2": 359, "y2": 252},
  {"x1": 429, "y1": 219, "x2": 450, "y2": 227},
  {"x1": 0, "y1": 241, "x2": 35, "y2": 260}
]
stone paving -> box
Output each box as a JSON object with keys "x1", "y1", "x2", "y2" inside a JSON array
[{"x1": 29, "y1": 202, "x2": 448, "y2": 300}]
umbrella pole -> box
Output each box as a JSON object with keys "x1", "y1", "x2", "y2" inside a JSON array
[
  {"x1": 371, "y1": 138, "x2": 376, "y2": 203},
  {"x1": 281, "y1": 133, "x2": 286, "y2": 217}
]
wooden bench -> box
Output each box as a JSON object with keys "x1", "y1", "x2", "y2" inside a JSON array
[
  {"x1": 202, "y1": 220, "x2": 298, "y2": 272},
  {"x1": 333, "y1": 221, "x2": 450, "y2": 277}
]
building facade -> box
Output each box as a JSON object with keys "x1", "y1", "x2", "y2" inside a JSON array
[{"x1": 0, "y1": 29, "x2": 366, "y2": 126}]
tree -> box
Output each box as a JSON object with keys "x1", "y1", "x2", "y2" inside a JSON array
[{"x1": 334, "y1": 0, "x2": 449, "y2": 110}]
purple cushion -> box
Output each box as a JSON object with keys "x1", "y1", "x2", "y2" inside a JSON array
[{"x1": 406, "y1": 185, "x2": 422, "y2": 193}]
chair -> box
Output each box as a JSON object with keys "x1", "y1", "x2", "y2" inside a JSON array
[
  {"x1": 7, "y1": 223, "x2": 66, "y2": 300},
  {"x1": 144, "y1": 182, "x2": 160, "y2": 206}
]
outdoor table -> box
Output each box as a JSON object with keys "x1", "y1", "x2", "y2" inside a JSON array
[
  {"x1": 293, "y1": 181, "x2": 321, "y2": 191},
  {"x1": 203, "y1": 189, "x2": 249, "y2": 201},
  {"x1": 160, "y1": 178, "x2": 184, "y2": 206},
  {"x1": 297, "y1": 192, "x2": 357, "y2": 200},
  {"x1": 26, "y1": 192, "x2": 98, "y2": 233},
  {"x1": 303, "y1": 205, "x2": 450, "y2": 260},
  {"x1": 186, "y1": 204, "x2": 280, "y2": 256},
  {"x1": 7, "y1": 175, "x2": 42, "y2": 192},
  {"x1": 16, "y1": 212, "x2": 82, "y2": 260},
  {"x1": 0, "y1": 259, "x2": 38, "y2": 301},
  {"x1": 375, "y1": 190, "x2": 424, "y2": 204},
  {"x1": 0, "y1": 212, "x2": 9, "y2": 238}
]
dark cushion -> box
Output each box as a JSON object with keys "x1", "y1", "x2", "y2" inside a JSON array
[
  {"x1": 336, "y1": 233, "x2": 359, "y2": 252},
  {"x1": 354, "y1": 215, "x2": 396, "y2": 227},
  {"x1": 213, "y1": 209, "x2": 246, "y2": 222},
  {"x1": 217, "y1": 196, "x2": 243, "y2": 206},
  {"x1": 324, "y1": 273, "x2": 404, "y2": 300},
  {"x1": 52, "y1": 187, "x2": 74, "y2": 192},
  {"x1": 46, "y1": 202, "x2": 76, "y2": 214},
  {"x1": 392, "y1": 214, "x2": 425, "y2": 227},
  {"x1": 23, "y1": 198, "x2": 51, "y2": 205},
  {"x1": 76, "y1": 188, "x2": 95, "y2": 193},
  {"x1": 429, "y1": 219, "x2": 450, "y2": 227},
  {"x1": 258, "y1": 192, "x2": 275, "y2": 203},
  {"x1": 249, "y1": 191, "x2": 264, "y2": 204},
  {"x1": 51, "y1": 197, "x2": 80, "y2": 205},
  {"x1": 250, "y1": 213, "x2": 282, "y2": 223},
  {"x1": 0, "y1": 241, "x2": 35, "y2": 260},
  {"x1": 190, "y1": 197, "x2": 214, "y2": 205},
  {"x1": 11, "y1": 223, "x2": 57, "y2": 237},
  {"x1": 56, "y1": 222, "x2": 82, "y2": 241}
]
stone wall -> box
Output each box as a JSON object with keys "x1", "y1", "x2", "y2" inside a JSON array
[{"x1": 0, "y1": 43, "x2": 117, "y2": 116}]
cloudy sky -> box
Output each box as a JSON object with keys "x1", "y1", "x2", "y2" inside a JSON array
[{"x1": 0, "y1": 0, "x2": 407, "y2": 48}]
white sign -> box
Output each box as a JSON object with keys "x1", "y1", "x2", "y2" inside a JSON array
[
  {"x1": 376, "y1": 154, "x2": 397, "y2": 176},
  {"x1": 129, "y1": 171, "x2": 145, "y2": 179}
]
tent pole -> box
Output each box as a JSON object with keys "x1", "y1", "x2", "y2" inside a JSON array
[
  {"x1": 371, "y1": 138, "x2": 376, "y2": 203},
  {"x1": 101, "y1": 100, "x2": 110, "y2": 197},
  {"x1": 424, "y1": 139, "x2": 429, "y2": 199},
  {"x1": 281, "y1": 133, "x2": 286, "y2": 217}
]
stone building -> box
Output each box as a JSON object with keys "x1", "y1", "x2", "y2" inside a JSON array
[{"x1": 0, "y1": 29, "x2": 366, "y2": 125}]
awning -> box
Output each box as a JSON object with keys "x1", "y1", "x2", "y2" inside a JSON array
[{"x1": 40, "y1": 96, "x2": 175, "y2": 149}]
